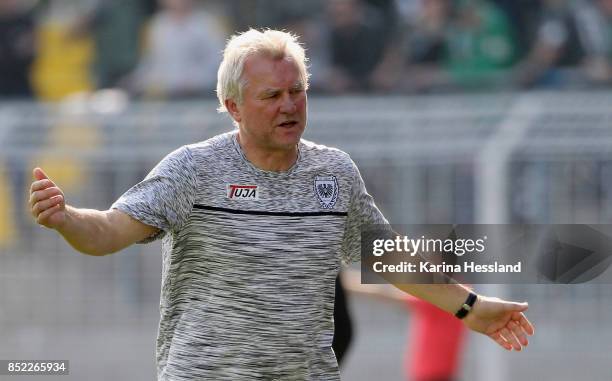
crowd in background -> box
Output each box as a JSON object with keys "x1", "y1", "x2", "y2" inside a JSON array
[{"x1": 2, "y1": 0, "x2": 612, "y2": 100}]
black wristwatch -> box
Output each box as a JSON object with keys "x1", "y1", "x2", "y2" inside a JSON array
[{"x1": 455, "y1": 292, "x2": 478, "y2": 319}]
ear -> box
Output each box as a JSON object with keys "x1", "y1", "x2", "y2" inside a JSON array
[{"x1": 225, "y1": 99, "x2": 242, "y2": 123}]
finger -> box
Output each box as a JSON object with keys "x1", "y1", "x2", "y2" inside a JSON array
[
  {"x1": 33, "y1": 167, "x2": 53, "y2": 183},
  {"x1": 36, "y1": 203, "x2": 62, "y2": 225},
  {"x1": 500, "y1": 327, "x2": 522, "y2": 351},
  {"x1": 32, "y1": 195, "x2": 64, "y2": 217},
  {"x1": 29, "y1": 187, "x2": 62, "y2": 207},
  {"x1": 30, "y1": 187, "x2": 62, "y2": 208},
  {"x1": 489, "y1": 332, "x2": 512, "y2": 351},
  {"x1": 514, "y1": 312, "x2": 535, "y2": 335},
  {"x1": 30, "y1": 179, "x2": 55, "y2": 193},
  {"x1": 508, "y1": 320, "x2": 529, "y2": 347}
]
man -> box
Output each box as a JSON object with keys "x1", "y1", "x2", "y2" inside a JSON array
[
  {"x1": 30, "y1": 29, "x2": 534, "y2": 380},
  {"x1": 0, "y1": 0, "x2": 36, "y2": 98}
]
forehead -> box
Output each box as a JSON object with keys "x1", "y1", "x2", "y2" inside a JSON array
[{"x1": 242, "y1": 54, "x2": 302, "y2": 92}]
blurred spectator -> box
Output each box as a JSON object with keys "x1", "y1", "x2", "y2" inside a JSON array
[
  {"x1": 341, "y1": 270, "x2": 467, "y2": 381},
  {"x1": 320, "y1": 0, "x2": 392, "y2": 93},
  {"x1": 279, "y1": 13, "x2": 331, "y2": 93},
  {"x1": 363, "y1": 0, "x2": 399, "y2": 40},
  {"x1": 577, "y1": 0, "x2": 612, "y2": 85},
  {"x1": 0, "y1": 0, "x2": 37, "y2": 98},
  {"x1": 491, "y1": 0, "x2": 543, "y2": 59},
  {"x1": 444, "y1": 0, "x2": 518, "y2": 89},
  {"x1": 130, "y1": 0, "x2": 227, "y2": 99},
  {"x1": 513, "y1": 0, "x2": 589, "y2": 88},
  {"x1": 379, "y1": 0, "x2": 453, "y2": 92},
  {"x1": 332, "y1": 275, "x2": 353, "y2": 366},
  {"x1": 226, "y1": 0, "x2": 323, "y2": 32},
  {"x1": 70, "y1": 0, "x2": 152, "y2": 89},
  {"x1": 406, "y1": 298, "x2": 466, "y2": 381},
  {"x1": 6, "y1": 0, "x2": 610, "y2": 97},
  {"x1": 405, "y1": 0, "x2": 449, "y2": 65},
  {"x1": 376, "y1": 0, "x2": 517, "y2": 92}
]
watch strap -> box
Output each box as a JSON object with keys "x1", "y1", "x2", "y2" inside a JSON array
[{"x1": 455, "y1": 292, "x2": 477, "y2": 319}]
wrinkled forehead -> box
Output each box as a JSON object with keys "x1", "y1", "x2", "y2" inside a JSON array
[{"x1": 242, "y1": 54, "x2": 304, "y2": 91}]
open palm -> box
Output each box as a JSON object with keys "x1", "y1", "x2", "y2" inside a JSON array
[{"x1": 463, "y1": 296, "x2": 535, "y2": 351}]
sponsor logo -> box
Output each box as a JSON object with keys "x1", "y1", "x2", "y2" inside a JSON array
[
  {"x1": 314, "y1": 175, "x2": 339, "y2": 209},
  {"x1": 227, "y1": 184, "x2": 259, "y2": 199}
]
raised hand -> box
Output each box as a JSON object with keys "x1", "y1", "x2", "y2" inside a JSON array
[
  {"x1": 29, "y1": 168, "x2": 67, "y2": 229},
  {"x1": 463, "y1": 295, "x2": 535, "y2": 351}
]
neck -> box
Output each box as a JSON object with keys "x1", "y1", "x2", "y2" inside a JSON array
[{"x1": 236, "y1": 132, "x2": 298, "y2": 172}]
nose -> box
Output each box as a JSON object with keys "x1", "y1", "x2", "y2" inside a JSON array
[{"x1": 279, "y1": 92, "x2": 297, "y2": 114}]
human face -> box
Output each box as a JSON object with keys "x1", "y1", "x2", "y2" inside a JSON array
[{"x1": 227, "y1": 54, "x2": 307, "y2": 153}]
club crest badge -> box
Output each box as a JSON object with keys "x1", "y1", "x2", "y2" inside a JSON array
[{"x1": 314, "y1": 175, "x2": 339, "y2": 209}]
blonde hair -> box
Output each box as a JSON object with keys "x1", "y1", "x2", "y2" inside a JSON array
[{"x1": 216, "y1": 29, "x2": 310, "y2": 113}]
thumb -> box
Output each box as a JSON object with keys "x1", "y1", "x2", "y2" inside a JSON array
[
  {"x1": 504, "y1": 301, "x2": 528, "y2": 312},
  {"x1": 33, "y1": 167, "x2": 50, "y2": 181}
]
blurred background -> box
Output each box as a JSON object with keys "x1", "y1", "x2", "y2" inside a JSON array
[{"x1": 1, "y1": 0, "x2": 612, "y2": 380}]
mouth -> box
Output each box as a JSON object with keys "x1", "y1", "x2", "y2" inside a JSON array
[{"x1": 277, "y1": 120, "x2": 299, "y2": 128}]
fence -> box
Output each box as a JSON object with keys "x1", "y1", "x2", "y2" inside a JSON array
[{"x1": 1, "y1": 92, "x2": 611, "y2": 380}]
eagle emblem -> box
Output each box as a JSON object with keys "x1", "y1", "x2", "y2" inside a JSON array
[{"x1": 314, "y1": 175, "x2": 339, "y2": 209}]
